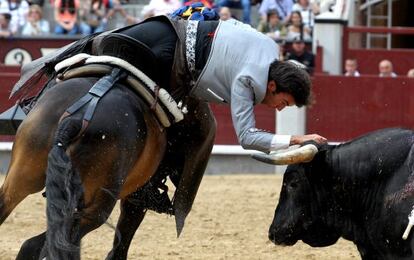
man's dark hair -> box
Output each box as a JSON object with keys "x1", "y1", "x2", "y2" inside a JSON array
[{"x1": 268, "y1": 59, "x2": 312, "y2": 107}]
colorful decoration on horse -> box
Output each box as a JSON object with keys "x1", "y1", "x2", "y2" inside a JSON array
[{"x1": 170, "y1": 2, "x2": 219, "y2": 21}]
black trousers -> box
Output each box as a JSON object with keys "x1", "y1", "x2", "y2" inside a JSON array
[
  {"x1": 118, "y1": 19, "x2": 219, "y2": 90},
  {"x1": 119, "y1": 20, "x2": 177, "y2": 90}
]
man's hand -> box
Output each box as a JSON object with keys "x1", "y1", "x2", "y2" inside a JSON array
[{"x1": 290, "y1": 134, "x2": 327, "y2": 145}]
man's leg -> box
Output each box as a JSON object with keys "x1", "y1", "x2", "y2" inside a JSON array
[
  {"x1": 241, "y1": 0, "x2": 251, "y2": 24},
  {"x1": 161, "y1": 98, "x2": 216, "y2": 235}
]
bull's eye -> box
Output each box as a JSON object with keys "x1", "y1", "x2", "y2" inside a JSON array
[{"x1": 290, "y1": 182, "x2": 298, "y2": 188}]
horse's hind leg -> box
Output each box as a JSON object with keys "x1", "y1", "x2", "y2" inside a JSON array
[
  {"x1": 105, "y1": 99, "x2": 215, "y2": 258},
  {"x1": 0, "y1": 112, "x2": 50, "y2": 224},
  {"x1": 106, "y1": 195, "x2": 147, "y2": 260},
  {"x1": 17, "y1": 186, "x2": 121, "y2": 260},
  {"x1": 16, "y1": 232, "x2": 46, "y2": 260}
]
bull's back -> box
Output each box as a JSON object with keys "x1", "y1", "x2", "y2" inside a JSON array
[{"x1": 331, "y1": 128, "x2": 414, "y2": 178}]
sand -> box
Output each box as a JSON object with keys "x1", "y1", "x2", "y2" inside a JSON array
[{"x1": 0, "y1": 175, "x2": 359, "y2": 259}]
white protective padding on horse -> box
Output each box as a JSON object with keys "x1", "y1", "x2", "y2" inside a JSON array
[
  {"x1": 54, "y1": 53, "x2": 91, "y2": 72},
  {"x1": 252, "y1": 144, "x2": 319, "y2": 165},
  {"x1": 55, "y1": 53, "x2": 184, "y2": 124},
  {"x1": 125, "y1": 77, "x2": 171, "y2": 127}
]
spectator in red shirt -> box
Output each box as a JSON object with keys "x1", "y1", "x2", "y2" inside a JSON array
[{"x1": 54, "y1": 0, "x2": 80, "y2": 35}]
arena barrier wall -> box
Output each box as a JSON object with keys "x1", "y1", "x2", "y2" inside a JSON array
[
  {"x1": 308, "y1": 74, "x2": 414, "y2": 141},
  {"x1": 343, "y1": 26, "x2": 414, "y2": 75}
]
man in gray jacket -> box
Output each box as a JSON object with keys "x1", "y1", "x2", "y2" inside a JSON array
[
  {"x1": 10, "y1": 15, "x2": 327, "y2": 153},
  {"x1": 117, "y1": 16, "x2": 327, "y2": 153}
]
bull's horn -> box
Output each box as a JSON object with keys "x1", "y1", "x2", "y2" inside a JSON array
[{"x1": 252, "y1": 144, "x2": 318, "y2": 165}]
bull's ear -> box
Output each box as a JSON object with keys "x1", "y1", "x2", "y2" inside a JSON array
[{"x1": 252, "y1": 144, "x2": 319, "y2": 165}]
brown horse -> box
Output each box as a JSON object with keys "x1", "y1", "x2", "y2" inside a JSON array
[{"x1": 0, "y1": 74, "x2": 216, "y2": 259}]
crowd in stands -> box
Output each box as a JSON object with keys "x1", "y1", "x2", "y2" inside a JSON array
[
  {"x1": 2, "y1": 0, "x2": 413, "y2": 77},
  {"x1": 0, "y1": 0, "x2": 321, "y2": 39},
  {"x1": 0, "y1": 0, "x2": 322, "y2": 70}
]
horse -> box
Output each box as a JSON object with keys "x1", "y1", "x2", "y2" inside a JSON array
[{"x1": 0, "y1": 66, "x2": 216, "y2": 259}]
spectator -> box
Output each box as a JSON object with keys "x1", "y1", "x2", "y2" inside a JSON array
[
  {"x1": 285, "y1": 36, "x2": 314, "y2": 73},
  {"x1": 285, "y1": 10, "x2": 311, "y2": 41},
  {"x1": 21, "y1": 4, "x2": 49, "y2": 36},
  {"x1": 407, "y1": 68, "x2": 414, "y2": 78},
  {"x1": 54, "y1": 0, "x2": 80, "y2": 35},
  {"x1": 259, "y1": 0, "x2": 293, "y2": 24},
  {"x1": 256, "y1": 9, "x2": 286, "y2": 41},
  {"x1": 0, "y1": 0, "x2": 29, "y2": 34},
  {"x1": 26, "y1": 0, "x2": 44, "y2": 6},
  {"x1": 79, "y1": 0, "x2": 113, "y2": 34},
  {"x1": 141, "y1": 0, "x2": 181, "y2": 19},
  {"x1": 292, "y1": 0, "x2": 317, "y2": 30},
  {"x1": 344, "y1": 58, "x2": 360, "y2": 77},
  {"x1": 217, "y1": 0, "x2": 251, "y2": 24},
  {"x1": 106, "y1": 0, "x2": 134, "y2": 28},
  {"x1": 378, "y1": 59, "x2": 397, "y2": 77},
  {"x1": 0, "y1": 12, "x2": 12, "y2": 37},
  {"x1": 183, "y1": 0, "x2": 214, "y2": 9},
  {"x1": 219, "y1": 6, "x2": 232, "y2": 21}
]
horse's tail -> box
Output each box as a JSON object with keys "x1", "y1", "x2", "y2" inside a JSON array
[{"x1": 45, "y1": 116, "x2": 84, "y2": 260}]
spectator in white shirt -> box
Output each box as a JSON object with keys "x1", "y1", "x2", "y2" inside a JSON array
[
  {"x1": 344, "y1": 58, "x2": 360, "y2": 77},
  {"x1": 21, "y1": 4, "x2": 50, "y2": 36},
  {"x1": 0, "y1": 0, "x2": 29, "y2": 34},
  {"x1": 378, "y1": 59, "x2": 397, "y2": 77},
  {"x1": 292, "y1": 0, "x2": 318, "y2": 29},
  {"x1": 407, "y1": 68, "x2": 414, "y2": 78},
  {"x1": 141, "y1": 0, "x2": 182, "y2": 19}
]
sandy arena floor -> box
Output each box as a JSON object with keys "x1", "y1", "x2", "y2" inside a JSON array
[{"x1": 0, "y1": 175, "x2": 359, "y2": 259}]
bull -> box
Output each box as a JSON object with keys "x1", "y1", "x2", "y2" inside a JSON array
[{"x1": 253, "y1": 128, "x2": 414, "y2": 260}]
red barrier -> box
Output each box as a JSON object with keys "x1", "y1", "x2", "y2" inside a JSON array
[
  {"x1": 343, "y1": 26, "x2": 414, "y2": 75},
  {"x1": 0, "y1": 36, "x2": 76, "y2": 65},
  {"x1": 211, "y1": 104, "x2": 275, "y2": 145},
  {"x1": 308, "y1": 74, "x2": 414, "y2": 141},
  {"x1": 0, "y1": 72, "x2": 275, "y2": 144},
  {"x1": 344, "y1": 49, "x2": 414, "y2": 75}
]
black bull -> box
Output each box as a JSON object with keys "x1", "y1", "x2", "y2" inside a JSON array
[{"x1": 269, "y1": 128, "x2": 414, "y2": 260}]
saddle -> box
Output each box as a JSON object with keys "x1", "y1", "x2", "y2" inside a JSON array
[
  {"x1": 97, "y1": 33, "x2": 158, "y2": 83},
  {"x1": 53, "y1": 33, "x2": 185, "y2": 128}
]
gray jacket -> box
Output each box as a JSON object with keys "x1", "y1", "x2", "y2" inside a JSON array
[{"x1": 192, "y1": 20, "x2": 289, "y2": 153}]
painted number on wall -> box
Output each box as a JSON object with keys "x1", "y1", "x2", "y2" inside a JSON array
[{"x1": 4, "y1": 48, "x2": 33, "y2": 65}]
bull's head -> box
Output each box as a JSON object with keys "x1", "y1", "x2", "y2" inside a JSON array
[
  {"x1": 269, "y1": 164, "x2": 340, "y2": 247},
  {"x1": 253, "y1": 143, "x2": 340, "y2": 247},
  {"x1": 268, "y1": 164, "x2": 313, "y2": 245}
]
